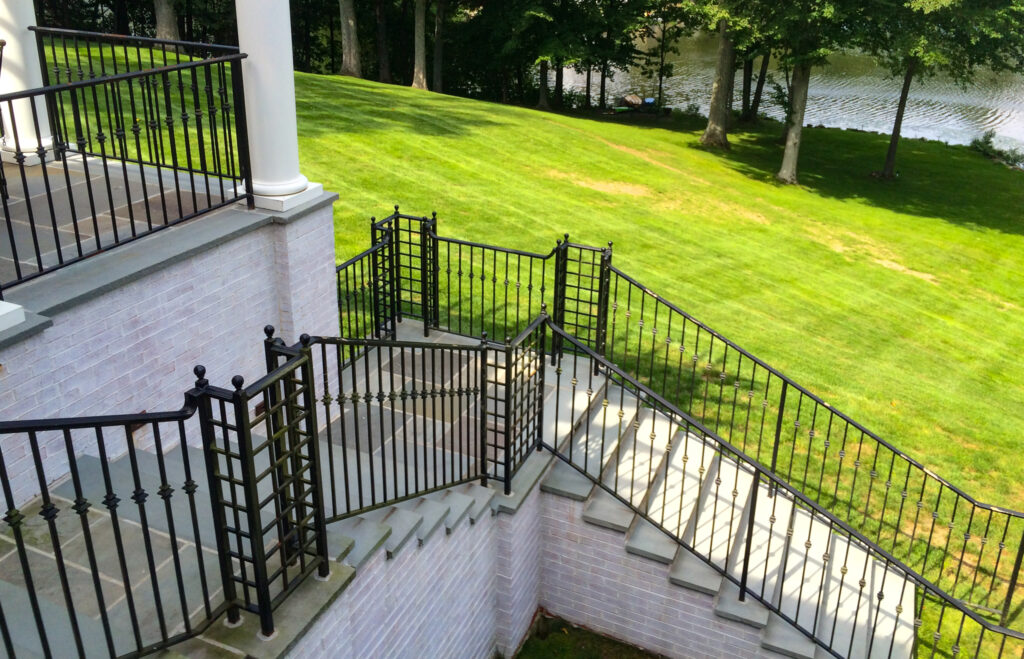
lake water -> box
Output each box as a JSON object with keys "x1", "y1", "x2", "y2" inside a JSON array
[{"x1": 561, "y1": 34, "x2": 1024, "y2": 151}]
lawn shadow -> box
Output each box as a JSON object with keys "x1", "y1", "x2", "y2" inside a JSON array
[
  {"x1": 296, "y1": 75, "x2": 509, "y2": 138},
  {"x1": 574, "y1": 111, "x2": 1024, "y2": 238}
]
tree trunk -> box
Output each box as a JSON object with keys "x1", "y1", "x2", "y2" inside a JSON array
[
  {"x1": 585, "y1": 67, "x2": 592, "y2": 108},
  {"x1": 776, "y1": 62, "x2": 811, "y2": 184},
  {"x1": 376, "y1": 0, "x2": 392, "y2": 83},
  {"x1": 599, "y1": 62, "x2": 608, "y2": 109},
  {"x1": 113, "y1": 0, "x2": 129, "y2": 34},
  {"x1": 750, "y1": 52, "x2": 770, "y2": 118},
  {"x1": 537, "y1": 60, "x2": 550, "y2": 110},
  {"x1": 700, "y1": 20, "x2": 734, "y2": 149},
  {"x1": 154, "y1": 0, "x2": 180, "y2": 42},
  {"x1": 411, "y1": 0, "x2": 428, "y2": 89},
  {"x1": 339, "y1": 0, "x2": 362, "y2": 77},
  {"x1": 741, "y1": 58, "x2": 753, "y2": 119},
  {"x1": 657, "y1": 31, "x2": 667, "y2": 107},
  {"x1": 554, "y1": 62, "x2": 564, "y2": 108},
  {"x1": 433, "y1": 0, "x2": 446, "y2": 93},
  {"x1": 882, "y1": 59, "x2": 917, "y2": 179}
]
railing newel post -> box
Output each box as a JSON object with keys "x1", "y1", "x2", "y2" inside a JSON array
[
  {"x1": 537, "y1": 308, "x2": 549, "y2": 453},
  {"x1": 479, "y1": 332, "x2": 489, "y2": 487},
  {"x1": 298, "y1": 334, "x2": 331, "y2": 578},
  {"x1": 194, "y1": 365, "x2": 241, "y2": 626},
  {"x1": 503, "y1": 335, "x2": 514, "y2": 496}
]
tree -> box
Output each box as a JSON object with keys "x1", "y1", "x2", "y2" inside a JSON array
[
  {"x1": 376, "y1": 0, "x2": 393, "y2": 83},
  {"x1": 701, "y1": 19, "x2": 734, "y2": 148},
  {"x1": 865, "y1": 0, "x2": 1024, "y2": 178},
  {"x1": 639, "y1": 1, "x2": 694, "y2": 108},
  {"x1": 725, "y1": 0, "x2": 863, "y2": 183},
  {"x1": 154, "y1": 0, "x2": 179, "y2": 41},
  {"x1": 412, "y1": 0, "x2": 428, "y2": 89},
  {"x1": 433, "y1": 0, "x2": 448, "y2": 92},
  {"x1": 340, "y1": 0, "x2": 362, "y2": 77}
]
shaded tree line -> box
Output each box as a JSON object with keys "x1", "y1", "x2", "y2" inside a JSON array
[{"x1": 33, "y1": 0, "x2": 1024, "y2": 184}]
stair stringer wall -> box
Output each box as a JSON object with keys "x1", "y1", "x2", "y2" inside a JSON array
[{"x1": 540, "y1": 492, "x2": 778, "y2": 658}]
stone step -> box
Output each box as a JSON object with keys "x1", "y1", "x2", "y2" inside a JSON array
[
  {"x1": 394, "y1": 497, "x2": 450, "y2": 547},
  {"x1": 669, "y1": 549, "x2": 722, "y2": 595},
  {"x1": 768, "y1": 507, "x2": 830, "y2": 654},
  {"x1": 460, "y1": 482, "x2": 496, "y2": 524},
  {"x1": 812, "y1": 529, "x2": 916, "y2": 659},
  {"x1": 359, "y1": 507, "x2": 423, "y2": 560},
  {"x1": 624, "y1": 517, "x2": 677, "y2": 564},
  {"x1": 682, "y1": 455, "x2": 755, "y2": 574},
  {"x1": 425, "y1": 488, "x2": 474, "y2": 534},
  {"x1": 721, "y1": 480, "x2": 797, "y2": 615},
  {"x1": 542, "y1": 354, "x2": 606, "y2": 450},
  {"x1": 761, "y1": 613, "x2": 817, "y2": 659},
  {"x1": 599, "y1": 407, "x2": 676, "y2": 510},
  {"x1": 582, "y1": 487, "x2": 635, "y2": 534},
  {"x1": 539, "y1": 459, "x2": 594, "y2": 501},
  {"x1": 331, "y1": 516, "x2": 391, "y2": 569},
  {"x1": 555, "y1": 382, "x2": 631, "y2": 480},
  {"x1": 643, "y1": 429, "x2": 718, "y2": 539}
]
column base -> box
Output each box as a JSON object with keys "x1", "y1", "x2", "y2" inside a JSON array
[
  {"x1": 241, "y1": 182, "x2": 325, "y2": 212},
  {"x1": 1, "y1": 138, "x2": 55, "y2": 167}
]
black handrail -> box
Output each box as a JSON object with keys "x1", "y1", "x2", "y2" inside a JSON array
[
  {"x1": 545, "y1": 319, "x2": 1024, "y2": 645},
  {"x1": 608, "y1": 264, "x2": 1024, "y2": 518},
  {"x1": 29, "y1": 26, "x2": 239, "y2": 55}
]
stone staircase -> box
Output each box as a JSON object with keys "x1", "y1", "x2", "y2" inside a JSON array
[
  {"x1": 0, "y1": 327, "x2": 918, "y2": 658},
  {"x1": 539, "y1": 378, "x2": 918, "y2": 659}
]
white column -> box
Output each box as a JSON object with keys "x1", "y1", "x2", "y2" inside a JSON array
[
  {"x1": 0, "y1": 0, "x2": 52, "y2": 163},
  {"x1": 234, "y1": 0, "x2": 321, "y2": 211}
]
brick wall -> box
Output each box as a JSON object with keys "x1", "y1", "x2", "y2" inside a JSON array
[
  {"x1": 540, "y1": 494, "x2": 774, "y2": 658},
  {"x1": 293, "y1": 487, "x2": 781, "y2": 659},
  {"x1": 0, "y1": 199, "x2": 338, "y2": 503},
  {"x1": 290, "y1": 510, "x2": 500, "y2": 658}
]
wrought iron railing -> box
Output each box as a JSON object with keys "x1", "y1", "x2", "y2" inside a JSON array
[
  {"x1": 544, "y1": 321, "x2": 1024, "y2": 658},
  {"x1": 337, "y1": 208, "x2": 1024, "y2": 642},
  {"x1": 0, "y1": 28, "x2": 252, "y2": 296},
  {"x1": 601, "y1": 264, "x2": 1024, "y2": 630},
  {"x1": 0, "y1": 344, "x2": 329, "y2": 655}
]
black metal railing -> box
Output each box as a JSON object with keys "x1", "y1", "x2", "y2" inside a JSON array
[
  {"x1": 0, "y1": 389, "x2": 223, "y2": 656},
  {"x1": 337, "y1": 207, "x2": 1024, "y2": 640},
  {"x1": 0, "y1": 28, "x2": 252, "y2": 296},
  {"x1": 0, "y1": 342, "x2": 329, "y2": 655},
  {"x1": 544, "y1": 320, "x2": 1024, "y2": 658},
  {"x1": 601, "y1": 264, "x2": 1024, "y2": 630},
  {"x1": 306, "y1": 334, "x2": 489, "y2": 517}
]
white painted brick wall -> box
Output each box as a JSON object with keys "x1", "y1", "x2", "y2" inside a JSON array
[
  {"x1": 293, "y1": 487, "x2": 781, "y2": 659},
  {"x1": 0, "y1": 202, "x2": 338, "y2": 503},
  {"x1": 540, "y1": 494, "x2": 775, "y2": 658},
  {"x1": 290, "y1": 509, "x2": 500, "y2": 659}
]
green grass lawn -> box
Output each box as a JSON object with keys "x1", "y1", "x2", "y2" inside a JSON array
[{"x1": 295, "y1": 73, "x2": 1024, "y2": 514}]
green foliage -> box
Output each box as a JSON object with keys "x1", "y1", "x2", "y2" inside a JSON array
[{"x1": 971, "y1": 129, "x2": 1024, "y2": 168}]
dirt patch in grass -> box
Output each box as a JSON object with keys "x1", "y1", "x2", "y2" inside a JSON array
[
  {"x1": 546, "y1": 169, "x2": 653, "y2": 197},
  {"x1": 516, "y1": 614, "x2": 664, "y2": 659}
]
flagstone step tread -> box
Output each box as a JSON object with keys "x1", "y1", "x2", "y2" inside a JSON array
[
  {"x1": 761, "y1": 613, "x2": 818, "y2": 659},
  {"x1": 539, "y1": 459, "x2": 594, "y2": 501},
  {"x1": 558, "y1": 384, "x2": 640, "y2": 481},
  {"x1": 581, "y1": 487, "x2": 635, "y2": 533},
  {"x1": 714, "y1": 579, "x2": 770, "y2": 629},
  {"x1": 394, "y1": 497, "x2": 449, "y2": 546},
  {"x1": 669, "y1": 549, "x2": 722, "y2": 595},
  {"x1": 330, "y1": 517, "x2": 391, "y2": 569},
  {"x1": 195, "y1": 564, "x2": 356, "y2": 659},
  {"x1": 490, "y1": 450, "x2": 554, "y2": 515},
  {"x1": 326, "y1": 529, "x2": 355, "y2": 563},
  {"x1": 461, "y1": 483, "x2": 496, "y2": 523},
  {"x1": 425, "y1": 489, "x2": 475, "y2": 534},
  {"x1": 360, "y1": 507, "x2": 422, "y2": 560},
  {"x1": 625, "y1": 517, "x2": 678, "y2": 565}
]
